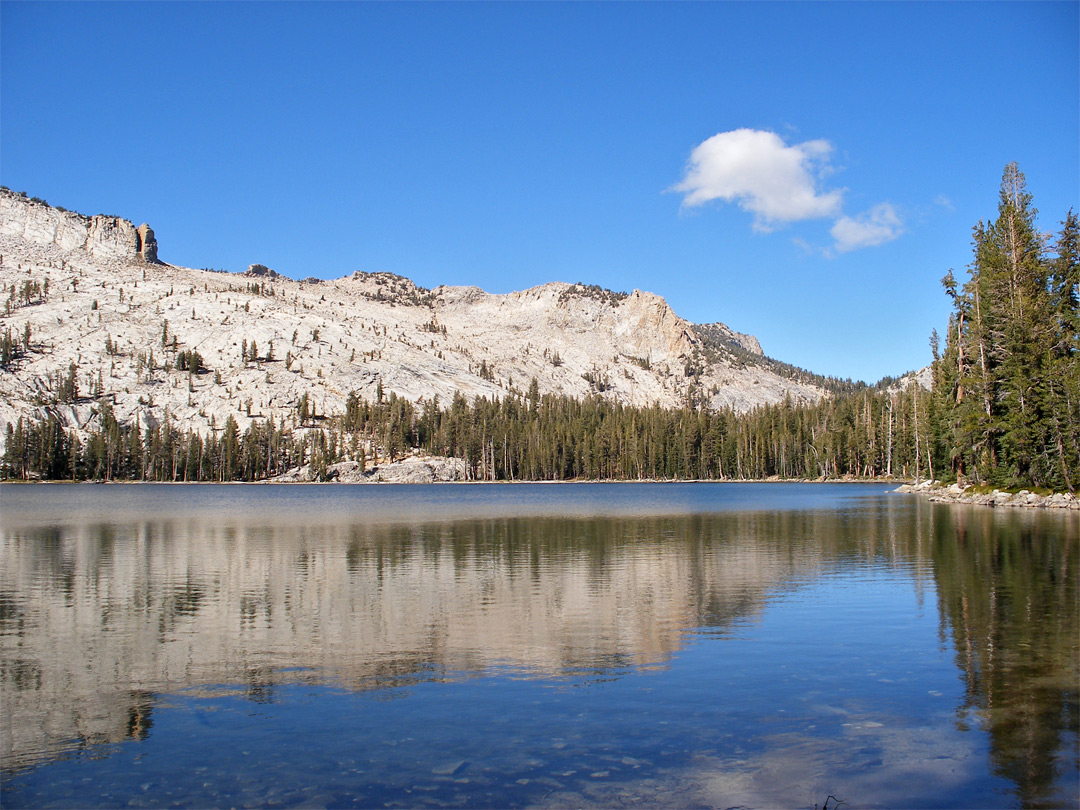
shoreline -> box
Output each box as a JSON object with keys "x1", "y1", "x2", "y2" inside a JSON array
[
  {"x1": 895, "y1": 481, "x2": 1079, "y2": 511},
  {"x1": 0, "y1": 477, "x2": 903, "y2": 486}
]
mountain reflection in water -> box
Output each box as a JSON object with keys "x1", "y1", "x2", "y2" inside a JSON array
[{"x1": 0, "y1": 483, "x2": 1076, "y2": 809}]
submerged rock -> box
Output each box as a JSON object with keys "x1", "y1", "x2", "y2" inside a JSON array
[{"x1": 431, "y1": 760, "x2": 468, "y2": 776}]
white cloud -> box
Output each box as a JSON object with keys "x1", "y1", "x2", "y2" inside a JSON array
[
  {"x1": 672, "y1": 128, "x2": 844, "y2": 231},
  {"x1": 830, "y1": 203, "x2": 904, "y2": 253},
  {"x1": 673, "y1": 128, "x2": 905, "y2": 254}
]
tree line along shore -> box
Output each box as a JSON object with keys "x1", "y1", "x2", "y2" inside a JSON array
[{"x1": 2, "y1": 165, "x2": 1077, "y2": 492}]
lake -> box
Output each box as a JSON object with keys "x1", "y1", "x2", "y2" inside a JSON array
[{"x1": 0, "y1": 482, "x2": 1076, "y2": 809}]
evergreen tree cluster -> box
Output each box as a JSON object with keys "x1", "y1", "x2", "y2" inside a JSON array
[
  {"x1": 2, "y1": 165, "x2": 1076, "y2": 489},
  {"x1": 2, "y1": 384, "x2": 930, "y2": 483},
  {"x1": 930, "y1": 164, "x2": 1078, "y2": 490},
  {"x1": 5, "y1": 401, "x2": 318, "y2": 483}
]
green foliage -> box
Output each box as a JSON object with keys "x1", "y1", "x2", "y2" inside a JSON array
[
  {"x1": 931, "y1": 164, "x2": 1079, "y2": 490},
  {"x1": 176, "y1": 349, "x2": 204, "y2": 373},
  {"x1": 1, "y1": 401, "x2": 314, "y2": 482},
  {"x1": 421, "y1": 320, "x2": 445, "y2": 334},
  {"x1": 0, "y1": 327, "x2": 24, "y2": 370},
  {"x1": 582, "y1": 367, "x2": 610, "y2": 392},
  {"x1": 3, "y1": 277, "x2": 48, "y2": 313},
  {"x1": 2, "y1": 380, "x2": 927, "y2": 483},
  {"x1": 297, "y1": 392, "x2": 311, "y2": 425},
  {"x1": 55, "y1": 362, "x2": 78, "y2": 403}
]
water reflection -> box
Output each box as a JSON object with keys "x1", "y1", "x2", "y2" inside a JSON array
[
  {"x1": 931, "y1": 506, "x2": 1079, "y2": 809},
  {"x1": 2, "y1": 489, "x2": 913, "y2": 771},
  {"x1": 0, "y1": 484, "x2": 1076, "y2": 809}
]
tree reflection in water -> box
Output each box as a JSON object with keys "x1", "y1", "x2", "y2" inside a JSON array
[{"x1": 931, "y1": 506, "x2": 1078, "y2": 809}]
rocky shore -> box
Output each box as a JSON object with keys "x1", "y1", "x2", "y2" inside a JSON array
[{"x1": 895, "y1": 481, "x2": 1079, "y2": 510}]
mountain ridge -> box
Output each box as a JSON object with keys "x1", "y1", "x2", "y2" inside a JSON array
[{"x1": 0, "y1": 188, "x2": 828, "y2": 453}]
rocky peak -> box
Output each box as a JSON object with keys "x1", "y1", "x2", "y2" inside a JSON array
[
  {"x1": 347, "y1": 271, "x2": 433, "y2": 306},
  {"x1": 0, "y1": 187, "x2": 155, "y2": 265},
  {"x1": 245, "y1": 263, "x2": 282, "y2": 278},
  {"x1": 614, "y1": 289, "x2": 698, "y2": 362}
]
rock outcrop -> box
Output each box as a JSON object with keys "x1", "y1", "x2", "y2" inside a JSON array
[
  {"x1": 0, "y1": 188, "x2": 155, "y2": 264},
  {"x1": 887, "y1": 365, "x2": 933, "y2": 393},
  {"x1": 694, "y1": 321, "x2": 763, "y2": 356},
  {"x1": 894, "y1": 481, "x2": 1079, "y2": 510},
  {"x1": 272, "y1": 456, "x2": 467, "y2": 483},
  {"x1": 245, "y1": 263, "x2": 281, "y2": 278},
  {"x1": 136, "y1": 223, "x2": 158, "y2": 263}
]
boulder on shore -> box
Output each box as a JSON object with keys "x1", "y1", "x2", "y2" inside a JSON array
[
  {"x1": 271, "y1": 455, "x2": 466, "y2": 484},
  {"x1": 894, "y1": 482, "x2": 1078, "y2": 510}
]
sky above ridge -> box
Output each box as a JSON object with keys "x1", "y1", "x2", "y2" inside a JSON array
[{"x1": 2, "y1": 1, "x2": 1077, "y2": 383}]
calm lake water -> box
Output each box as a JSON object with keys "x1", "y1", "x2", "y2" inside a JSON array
[{"x1": 0, "y1": 482, "x2": 1076, "y2": 809}]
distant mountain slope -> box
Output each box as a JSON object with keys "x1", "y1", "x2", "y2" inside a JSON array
[{"x1": 0, "y1": 188, "x2": 826, "y2": 451}]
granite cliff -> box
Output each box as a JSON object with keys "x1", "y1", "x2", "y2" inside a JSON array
[{"x1": 0, "y1": 191, "x2": 158, "y2": 265}]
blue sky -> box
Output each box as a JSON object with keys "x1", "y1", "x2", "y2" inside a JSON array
[{"x1": 2, "y1": 2, "x2": 1076, "y2": 382}]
